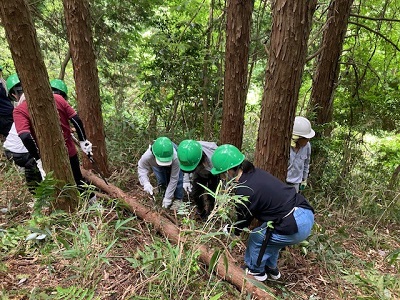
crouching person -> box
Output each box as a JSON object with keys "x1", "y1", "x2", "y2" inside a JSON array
[
  {"x1": 138, "y1": 136, "x2": 183, "y2": 209},
  {"x1": 211, "y1": 144, "x2": 314, "y2": 282}
]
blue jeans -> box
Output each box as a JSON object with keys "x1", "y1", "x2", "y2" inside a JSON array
[
  {"x1": 244, "y1": 207, "x2": 314, "y2": 273},
  {"x1": 151, "y1": 166, "x2": 184, "y2": 200}
]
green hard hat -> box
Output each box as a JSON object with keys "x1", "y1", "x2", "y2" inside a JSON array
[
  {"x1": 50, "y1": 79, "x2": 68, "y2": 95},
  {"x1": 210, "y1": 144, "x2": 245, "y2": 175},
  {"x1": 6, "y1": 73, "x2": 20, "y2": 91},
  {"x1": 178, "y1": 140, "x2": 203, "y2": 172},
  {"x1": 152, "y1": 137, "x2": 174, "y2": 166}
]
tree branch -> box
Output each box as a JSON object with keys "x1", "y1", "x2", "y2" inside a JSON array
[
  {"x1": 348, "y1": 21, "x2": 400, "y2": 52},
  {"x1": 350, "y1": 13, "x2": 400, "y2": 23}
]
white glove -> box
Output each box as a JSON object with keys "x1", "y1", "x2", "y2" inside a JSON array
[
  {"x1": 223, "y1": 224, "x2": 231, "y2": 235},
  {"x1": 35, "y1": 159, "x2": 46, "y2": 180},
  {"x1": 162, "y1": 197, "x2": 172, "y2": 208},
  {"x1": 80, "y1": 140, "x2": 93, "y2": 156},
  {"x1": 143, "y1": 183, "x2": 154, "y2": 195},
  {"x1": 183, "y1": 182, "x2": 192, "y2": 193},
  {"x1": 300, "y1": 179, "x2": 307, "y2": 191}
]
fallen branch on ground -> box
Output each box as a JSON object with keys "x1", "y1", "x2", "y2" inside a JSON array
[{"x1": 82, "y1": 169, "x2": 275, "y2": 299}]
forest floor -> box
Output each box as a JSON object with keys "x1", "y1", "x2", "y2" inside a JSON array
[{"x1": 1, "y1": 155, "x2": 399, "y2": 299}]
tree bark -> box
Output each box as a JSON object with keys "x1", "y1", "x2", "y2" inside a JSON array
[
  {"x1": 254, "y1": 0, "x2": 317, "y2": 180},
  {"x1": 310, "y1": 0, "x2": 354, "y2": 137},
  {"x1": 82, "y1": 169, "x2": 275, "y2": 300},
  {"x1": 63, "y1": 0, "x2": 109, "y2": 176},
  {"x1": 220, "y1": 0, "x2": 254, "y2": 149},
  {"x1": 0, "y1": 0, "x2": 78, "y2": 211}
]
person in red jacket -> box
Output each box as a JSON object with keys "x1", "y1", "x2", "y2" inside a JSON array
[{"x1": 11, "y1": 74, "x2": 95, "y2": 201}]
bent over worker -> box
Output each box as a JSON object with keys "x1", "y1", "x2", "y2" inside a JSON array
[
  {"x1": 138, "y1": 136, "x2": 183, "y2": 209},
  {"x1": 211, "y1": 144, "x2": 314, "y2": 282},
  {"x1": 177, "y1": 140, "x2": 219, "y2": 219},
  {"x1": 12, "y1": 74, "x2": 95, "y2": 201}
]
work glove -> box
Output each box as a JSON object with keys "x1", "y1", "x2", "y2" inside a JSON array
[
  {"x1": 80, "y1": 140, "x2": 93, "y2": 156},
  {"x1": 222, "y1": 224, "x2": 235, "y2": 237},
  {"x1": 183, "y1": 182, "x2": 192, "y2": 193},
  {"x1": 162, "y1": 197, "x2": 173, "y2": 209},
  {"x1": 35, "y1": 159, "x2": 46, "y2": 180},
  {"x1": 299, "y1": 179, "x2": 307, "y2": 191},
  {"x1": 143, "y1": 183, "x2": 154, "y2": 195},
  {"x1": 291, "y1": 135, "x2": 300, "y2": 147}
]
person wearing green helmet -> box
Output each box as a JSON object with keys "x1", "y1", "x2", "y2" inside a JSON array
[
  {"x1": 212, "y1": 144, "x2": 314, "y2": 282},
  {"x1": 12, "y1": 80, "x2": 96, "y2": 202},
  {"x1": 0, "y1": 72, "x2": 16, "y2": 138},
  {"x1": 138, "y1": 136, "x2": 183, "y2": 208},
  {"x1": 50, "y1": 79, "x2": 68, "y2": 100},
  {"x1": 177, "y1": 140, "x2": 219, "y2": 219}
]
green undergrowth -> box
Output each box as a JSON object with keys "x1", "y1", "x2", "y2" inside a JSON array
[{"x1": 1, "y1": 148, "x2": 400, "y2": 299}]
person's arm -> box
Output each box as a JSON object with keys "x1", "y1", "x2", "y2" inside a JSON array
[
  {"x1": 137, "y1": 149, "x2": 152, "y2": 186},
  {"x1": 19, "y1": 132, "x2": 40, "y2": 159},
  {"x1": 233, "y1": 199, "x2": 253, "y2": 235},
  {"x1": 69, "y1": 113, "x2": 92, "y2": 155},
  {"x1": 164, "y1": 159, "x2": 180, "y2": 200},
  {"x1": 302, "y1": 143, "x2": 311, "y2": 180},
  {"x1": 70, "y1": 114, "x2": 87, "y2": 141},
  {"x1": 14, "y1": 107, "x2": 40, "y2": 159}
]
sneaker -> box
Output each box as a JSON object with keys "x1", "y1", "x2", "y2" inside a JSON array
[
  {"x1": 265, "y1": 266, "x2": 281, "y2": 280},
  {"x1": 246, "y1": 268, "x2": 268, "y2": 282}
]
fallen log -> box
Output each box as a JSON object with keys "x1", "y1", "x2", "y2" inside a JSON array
[{"x1": 82, "y1": 169, "x2": 275, "y2": 299}]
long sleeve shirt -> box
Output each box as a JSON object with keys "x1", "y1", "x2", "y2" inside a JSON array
[
  {"x1": 138, "y1": 145, "x2": 181, "y2": 200},
  {"x1": 236, "y1": 168, "x2": 314, "y2": 235},
  {"x1": 286, "y1": 142, "x2": 311, "y2": 184}
]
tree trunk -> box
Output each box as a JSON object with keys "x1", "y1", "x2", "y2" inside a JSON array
[
  {"x1": 81, "y1": 169, "x2": 275, "y2": 300},
  {"x1": 220, "y1": 0, "x2": 254, "y2": 149},
  {"x1": 254, "y1": 0, "x2": 317, "y2": 180},
  {"x1": 202, "y1": 0, "x2": 214, "y2": 140},
  {"x1": 0, "y1": 0, "x2": 78, "y2": 211},
  {"x1": 310, "y1": 0, "x2": 354, "y2": 137},
  {"x1": 63, "y1": 0, "x2": 109, "y2": 176}
]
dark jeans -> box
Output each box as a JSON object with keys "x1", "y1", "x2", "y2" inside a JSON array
[
  {"x1": 191, "y1": 166, "x2": 219, "y2": 216},
  {"x1": 152, "y1": 165, "x2": 184, "y2": 200},
  {"x1": 4, "y1": 150, "x2": 42, "y2": 192}
]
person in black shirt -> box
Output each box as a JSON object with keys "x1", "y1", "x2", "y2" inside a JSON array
[
  {"x1": 0, "y1": 68, "x2": 15, "y2": 138},
  {"x1": 211, "y1": 144, "x2": 315, "y2": 282}
]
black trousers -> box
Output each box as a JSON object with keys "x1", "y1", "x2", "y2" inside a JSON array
[
  {"x1": 4, "y1": 150, "x2": 42, "y2": 192},
  {"x1": 190, "y1": 166, "x2": 219, "y2": 216}
]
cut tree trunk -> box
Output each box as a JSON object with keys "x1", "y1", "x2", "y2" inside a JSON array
[{"x1": 81, "y1": 169, "x2": 274, "y2": 299}]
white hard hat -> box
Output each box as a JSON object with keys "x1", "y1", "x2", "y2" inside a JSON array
[{"x1": 293, "y1": 116, "x2": 315, "y2": 139}]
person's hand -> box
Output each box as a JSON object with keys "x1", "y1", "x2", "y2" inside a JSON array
[
  {"x1": 162, "y1": 197, "x2": 172, "y2": 208},
  {"x1": 300, "y1": 179, "x2": 307, "y2": 191},
  {"x1": 143, "y1": 183, "x2": 154, "y2": 195},
  {"x1": 80, "y1": 140, "x2": 93, "y2": 156},
  {"x1": 222, "y1": 224, "x2": 235, "y2": 237},
  {"x1": 183, "y1": 182, "x2": 192, "y2": 193},
  {"x1": 35, "y1": 159, "x2": 46, "y2": 180}
]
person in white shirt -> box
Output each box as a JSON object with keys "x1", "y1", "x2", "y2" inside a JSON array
[
  {"x1": 3, "y1": 123, "x2": 41, "y2": 192},
  {"x1": 138, "y1": 136, "x2": 183, "y2": 208}
]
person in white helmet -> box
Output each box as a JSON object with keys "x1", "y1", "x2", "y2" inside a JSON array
[{"x1": 286, "y1": 116, "x2": 315, "y2": 192}]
